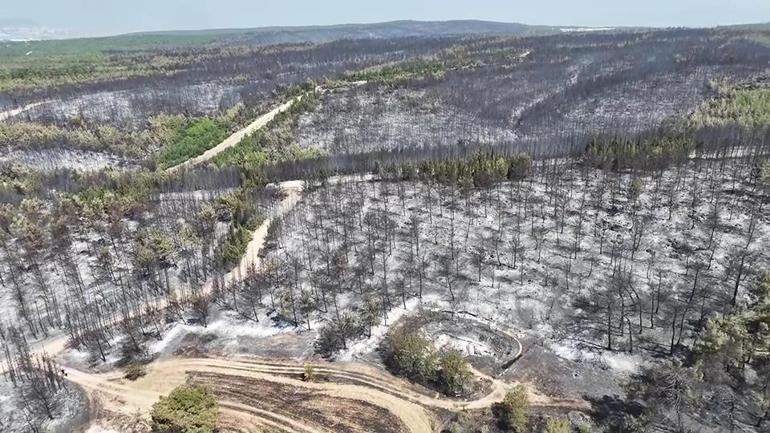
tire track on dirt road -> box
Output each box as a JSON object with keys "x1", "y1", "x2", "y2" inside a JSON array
[
  {"x1": 62, "y1": 354, "x2": 588, "y2": 433},
  {"x1": 198, "y1": 357, "x2": 590, "y2": 411},
  {"x1": 62, "y1": 358, "x2": 431, "y2": 433}
]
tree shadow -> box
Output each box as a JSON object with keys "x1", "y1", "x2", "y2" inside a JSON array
[{"x1": 585, "y1": 394, "x2": 645, "y2": 424}]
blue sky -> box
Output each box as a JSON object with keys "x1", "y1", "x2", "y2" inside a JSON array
[{"x1": 3, "y1": 0, "x2": 770, "y2": 36}]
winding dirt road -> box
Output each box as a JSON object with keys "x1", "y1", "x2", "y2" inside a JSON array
[{"x1": 66, "y1": 356, "x2": 589, "y2": 433}]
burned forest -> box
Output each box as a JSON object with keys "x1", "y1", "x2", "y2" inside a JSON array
[{"x1": 0, "y1": 18, "x2": 769, "y2": 433}]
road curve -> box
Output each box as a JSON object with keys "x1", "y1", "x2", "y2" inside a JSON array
[{"x1": 63, "y1": 354, "x2": 589, "y2": 433}]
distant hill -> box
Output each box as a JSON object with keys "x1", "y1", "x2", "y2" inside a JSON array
[
  {"x1": 719, "y1": 22, "x2": 770, "y2": 31},
  {"x1": 0, "y1": 20, "x2": 563, "y2": 57},
  {"x1": 7, "y1": 19, "x2": 768, "y2": 57},
  {"x1": 130, "y1": 20, "x2": 559, "y2": 46}
]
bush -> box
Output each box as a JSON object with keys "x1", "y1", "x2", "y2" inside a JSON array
[
  {"x1": 501, "y1": 385, "x2": 530, "y2": 433},
  {"x1": 302, "y1": 365, "x2": 316, "y2": 382},
  {"x1": 151, "y1": 384, "x2": 218, "y2": 433},
  {"x1": 124, "y1": 362, "x2": 147, "y2": 381},
  {"x1": 384, "y1": 329, "x2": 477, "y2": 396},
  {"x1": 544, "y1": 417, "x2": 571, "y2": 433},
  {"x1": 219, "y1": 224, "x2": 252, "y2": 269},
  {"x1": 314, "y1": 314, "x2": 361, "y2": 358},
  {"x1": 438, "y1": 350, "x2": 473, "y2": 396},
  {"x1": 385, "y1": 328, "x2": 438, "y2": 383}
]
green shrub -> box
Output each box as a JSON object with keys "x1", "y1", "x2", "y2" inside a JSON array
[
  {"x1": 501, "y1": 384, "x2": 530, "y2": 433},
  {"x1": 385, "y1": 328, "x2": 438, "y2": 383},
  {"x1": 438, "y1": 350, "x2": 473, "y2": 396},
  {"x1": 219, "y1": 224, "x2": 252, "y2": 269},
  {"x1": 302, "y1": 365, "x2": 316, "y2": 382},
  {"x1": 544, "y1": 416, "x2": 572, "y2": 433},
  {"x1": 150, "y1": 384, "x2": 218, "y2": 433},
  {"x1": 155, "y1": 118, "x2": 227, "y2": 169}
]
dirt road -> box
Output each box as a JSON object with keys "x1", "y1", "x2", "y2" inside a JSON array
[
  {"x1": 63, "y1": 355, "x2": 589, "y2": 433},
  {"x1": 67, "y1": 358, "x2": 433, "y2": 433},
  {"x1": 13, "y1": 179, "x2": 302, "y2": 363}
]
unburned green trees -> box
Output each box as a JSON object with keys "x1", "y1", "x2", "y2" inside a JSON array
[
  {"x1": 501, "y1": 384, "x2": 530, "y2": 432},
  {"x1": 544, "y1": 417, "x2": 571, "y2": 433},
  {"x1": 151, "y1": 384, "x2": 218, "y2": 433},
  {"x1": 386, "y1": 328, "x2": 438, "y2": 383},
  {"x1": 439, "y1": 350, "x2": 473, "y2": 396}
]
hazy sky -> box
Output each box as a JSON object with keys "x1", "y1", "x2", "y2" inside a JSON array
[{"x1": 3, "y1": 0, "x2": 770, "y2": 36}]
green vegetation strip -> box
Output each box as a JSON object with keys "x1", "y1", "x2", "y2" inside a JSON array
[
  {"x1": 151, "y1": 384, "x2": 218, "y2": 433},
  {"x1": 212, "y1": 88, "x2": 323, "y2": 182},
  {"x1": 694, "y1": 84, "x2": 770, "y2": 128},
  {"x1": 153, "y1": 118, "x2": 228, "y2": 169},
  {"x1": 342, "y1": 58, "x2": 446, "y2": 83}
]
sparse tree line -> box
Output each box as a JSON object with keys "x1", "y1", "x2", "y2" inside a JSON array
[
  {"x1": 0, "y1": 324, "x2": 68, "y2": 429},
  {"x1": 376, "y1": 152, "x2": 532, "y2": 186}
]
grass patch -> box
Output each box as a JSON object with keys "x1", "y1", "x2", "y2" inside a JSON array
[{"x1": 154, "y1": 117, "x2": 228, "y2": 169}]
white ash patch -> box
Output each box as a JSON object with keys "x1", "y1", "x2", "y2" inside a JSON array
[{"x1": 433, "y1": 333, "x2": 495, "y2": 357}]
